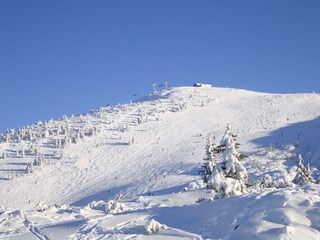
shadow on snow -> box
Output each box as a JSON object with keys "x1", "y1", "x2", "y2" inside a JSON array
[{"x1": 250, "y1": 117, "x2": 320, "y2": 165}]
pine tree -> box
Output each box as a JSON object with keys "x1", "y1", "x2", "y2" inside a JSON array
[
  {"x1": 207, "y1": 168, "x2": 223, "y2": 192},
  {"x1": 207, "y1": 126, "x2": 248, "y2": 198},
  {"x1": 216, "y1": 125, "x2": 241, "y2": 155},
  {"x1": 201, "y1": 135, "x2": 217, "y2": 183},
  {"x1": 292, "y1": 155, "x2": 313, "y2": 184},
  {"x1": 221, "y1": 128, "x2": 248, "y2": 191}
]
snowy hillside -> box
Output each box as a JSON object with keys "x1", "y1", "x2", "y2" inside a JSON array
[{"x1": 0, "y1": 86, "x2": 320, "y2": 239}]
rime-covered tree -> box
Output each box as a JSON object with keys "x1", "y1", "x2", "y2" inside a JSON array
[
  {"x1": 201, "y1": 135, "x2": 217, "y2": 183},
  {"x1": 292, "y1": 155, "x2": 313, "y2": 184},
  {"x1": 207, "y1": 126, "x2": 248, "y2": 198},
  {"x1": 221, "y1": 129, "x2": 248, "y2": 191},
  {"x1": 216, "y1": 125, "x2": 241, "y2": 156},
  {"x1": 208, "y1": 168, "x2": 242, "y2": 198}
]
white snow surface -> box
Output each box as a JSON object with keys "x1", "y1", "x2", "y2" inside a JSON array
[{"x1": 0, "y1": 86, "x2": 320, "y2": 239}]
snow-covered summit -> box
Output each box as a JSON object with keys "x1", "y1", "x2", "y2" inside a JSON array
[{"x1": 0, "y1": 86, "x2": 320, "y2": 239}]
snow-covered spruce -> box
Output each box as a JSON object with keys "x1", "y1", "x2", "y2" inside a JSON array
[
  {"x1": 208, "y1": 169, "x2": 244, "y2": 198},
  {"x1": 292, "y1": 154, "x2": 314, "y2": 185},
  {"x1": 207, "y1": 126, "x2": 248, "y2": 198},
  {"x1": 200, "y1": 135, "x2": 217, "y2": 183}
]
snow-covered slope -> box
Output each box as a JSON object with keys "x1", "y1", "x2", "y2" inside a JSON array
[{"x1": 0, "y1": 86, "x2": 319, "y2": 239}]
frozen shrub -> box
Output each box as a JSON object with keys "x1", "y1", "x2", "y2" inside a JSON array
[
  {"x1": 259, "y1": 174, "x2": 273, "y2": 188},
  {"x1": 105, "y1": 200, "x2": 126, "y2": 213},
  {"x1": 145, "y1": 219, "x2": 167, "y2": 234},
  {"x1": 186, "y1": 180, "x2": 206, "y2": 191},
  {"x1": 37, "y1": 201, "x2": 49, "y2": 211},
  {"x1": 274, "y1": 177, "x2": 290, "y2": 188},
  {"x1": 89, "y1": 200, "x2": 107, "y2": 211}
]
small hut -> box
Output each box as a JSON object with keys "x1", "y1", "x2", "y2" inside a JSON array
[{"x1": 193, "y1": 83, "x2": 212, "y2": 88}]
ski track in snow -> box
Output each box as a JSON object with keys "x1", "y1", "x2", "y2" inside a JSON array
[{"x1": 0, "y1": 86, "x2": 320, "y2": 239}]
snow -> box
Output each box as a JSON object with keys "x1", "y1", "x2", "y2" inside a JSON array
[{"x1": 0, "y1": 86, "x2": 319, "y2": 239}]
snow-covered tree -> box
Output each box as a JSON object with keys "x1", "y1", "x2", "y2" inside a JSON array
[
  {"x1": 259, "y1": 174, "x2": 273, "y2": 188},
  {"x1": 216, "y1": 125, "x2": 241, "y2": 155},
  {"x1": 221, "y1": 131, "x2": 248, "y2": 191},
  {"x1": 207, "y1": 126, "x2": 248, "y2": 198},
  {"x1": 292, "y1": 154, "x2": 313, "y2": 185},
  {"x1": 208, "y1": 169, "x2": 242, "y2": 198},
  {"x1": 26, "y1": 163, "x2": 34, "y2": 174},
  {"x1": 207, "y1": 169, "x2": 223, "y2": 192},
  {"x1": 33, "y1": 156, "x2": 44, "y2": 166},
  {"x1": 201, "y1": 135, "x2": 217, "y2": 183}
]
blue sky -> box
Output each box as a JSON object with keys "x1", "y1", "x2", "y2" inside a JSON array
[{"x1": 0, "y1": 0, "x2": 319, "y2": 132}]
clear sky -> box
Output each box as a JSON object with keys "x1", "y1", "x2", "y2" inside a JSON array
[{"x1": 0, "y1": 0, "x2": 319, "y2": 132}]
